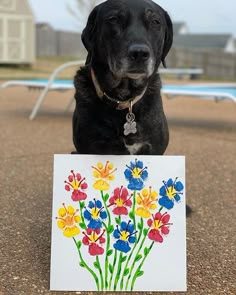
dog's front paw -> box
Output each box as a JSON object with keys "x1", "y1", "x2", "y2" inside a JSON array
[
  {"x1": 71, "y1": 151, "x2": 79, "y2": 154},
  {"x1": 186, "y1": 204, "x2": 192, "y2": 217}
]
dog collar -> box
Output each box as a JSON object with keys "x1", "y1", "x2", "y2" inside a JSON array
[{"x1": 90, "y1": 68, "x2": 147, "y2": 110}]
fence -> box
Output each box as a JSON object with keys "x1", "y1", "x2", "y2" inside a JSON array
[
  {"x1": 166, "y1": 47, "x2": 236, "y2": 80},
  {"x1": 36, "y1": 24, "x2": 236, "y2": 80},
  {"x1": 36, "y1": 25, "x2": 87, "y2": 59}
]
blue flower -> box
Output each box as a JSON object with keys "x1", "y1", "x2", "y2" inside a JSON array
[
  {"x1": 124, "y1": 159, "x2": 148, "y2": 191},
  {"x1": 84, "y1": 199, "x2": 107, "y2": 229},
  {"x1": 158, "y1": 178, "x2": 184, "y2": 209},
  {"x1": 113, "y1": 221, "x2": 136, "y2": 253}
]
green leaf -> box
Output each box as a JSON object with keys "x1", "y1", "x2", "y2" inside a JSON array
[
  {"x1": 124, "y1": 268, "x2": 129, "y2": 276},
  {"x1": 115, "y1": 216, "x2": 121, "y2": 225},
  {"x1": 103, "y1": 193, "x2": 109, "y2": 202},
  {"x1": 107, "y1": 225, "x2": 114, "y2": 234},
  {"x1": 76, "y1": 240, "x2": 82, "y2": 249},
  {"x1": 136, "y1": 270, "x2": 144, "y2": 277},
  {"x1": 79, "y1": 201, "x2": 85, "y2": 209},
  {"x1": 109, "y1": 263, "x2": 114, "y2": 274},
  {"x1": 129, "y1": 211, "x2": 135, "y2": 219},
  {"x1": 79, "y1": 222, "x2": 87, "y2": 230},
  {"x1": 143, "y1": 228, "x2": 149, "y2": 236},
  {"x1": 121, "y1": 255, "x2": 127, "y2": 263},
  {"x1": 93, "y1": 261, "x2": 99, "y2": 269},
  {"x1": 79, "y1": 261, "x2": 85, "y2": 267},
  {"x1": 107, "y1": 249, "x2": 113, "y2": 256},
  {"x1": 144, "y1": 247, "x2": 150, "y2": 256},
  {"x1": 137, "y1": 218, "x2": 143, "y2": 230},
  {"x1": 134, "y1": 254, "x2": 142, "y2": 262}
]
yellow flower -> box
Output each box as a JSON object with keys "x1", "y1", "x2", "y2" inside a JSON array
[
  {"x1": 92, "y1": 161, "x2": 117, "y2": 190},
  {"x1": 135, "y1": 187, "x2": 158, "y2": 218},
  {"x1": 56, "y1": 204, "x2": 81, "y2": 238}
]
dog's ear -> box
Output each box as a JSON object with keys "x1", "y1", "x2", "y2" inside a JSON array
[
  {"x1": 82, "y1": 4, "x2": 102, "y2": 63},
  {"x1": 161, "y1": 11, "x2": 173, "y2": 68}
]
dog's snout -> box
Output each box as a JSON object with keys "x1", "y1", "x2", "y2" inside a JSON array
[{"x1": 128, "y1": 44, "x2": 150, "y2": 62}]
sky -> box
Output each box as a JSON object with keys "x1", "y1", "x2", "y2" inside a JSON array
[{"x1": 28, "y1": 0, "x2": 236, "y2": 37}]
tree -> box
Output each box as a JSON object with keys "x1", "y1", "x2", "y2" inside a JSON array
[{"x1": 67, "y1": 0, "x2": 103, "y2": 32}]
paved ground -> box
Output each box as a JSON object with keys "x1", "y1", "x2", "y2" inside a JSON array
[{"x1": 0, "y1": 84, "x2": 235, "y2": 295}]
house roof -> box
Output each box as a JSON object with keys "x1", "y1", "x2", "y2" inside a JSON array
[
  {"x1": 173, "y1": 34, "x2": 233, "y2": 50},
  {"x1": 173, "y1": 22, "x2": 187, "y2": 35},
  {"x1": 36, "y1": 22, "x2": 54, "y2": 29}
]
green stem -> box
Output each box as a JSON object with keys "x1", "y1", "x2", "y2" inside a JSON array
[
  {"x1": 79, "y1": 201, "x2": 85, "y2": 224},
  {"x1": 120, "y1": 217, "x2": 144, "y2": 291},
  {"x1": 101, "y1": 190, "x2": 111, "y2": 290},
  {"x1": 108, "y1": 249, "x2": 117, "y2": 290},
  {"x1": 96, "y1": 255, "x2": 104, "y2": 291},
  {"x1": 113, "y1": 252, "x2": 123, "y2": 291},
  {"x1": 103, "y1": 223, "x2": 111, "y2": 290},
  {"x1": 131, "y1": 190, "x2": 137, "y2": 234},
  {"x1": 125, "y1": 227, "x2": 148, "y2": 290},
  {"x1": 130, "y1": 241, "x2": 155, "y2": 291},
  {"x1": 101, "y1": 190, "x2": 111, "y2": 225},
  {"x1": 73, "y1": 238, "x2": 100, "y2": 291}
]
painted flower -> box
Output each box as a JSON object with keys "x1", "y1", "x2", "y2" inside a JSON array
[
  {"x1": 113, "y1": 221, "x2": 137, "y2": 253},
  {"x1": 84, "y1": 199, "x2": 107, "y2": 229},
  {"x1": 124, "y1": 159, "x2": 148, "y2": 191},
  {"x1": 56, "y1": 203, "x2": 81, "y2": 238},
  {"x1": 135, "y1": 187, "x2": 158, "y2": 218},
  {"x1": 158, "y1": 178, "x2": 184, "y2": 209},
  {"x1": 64, "y1": 170, "x2": 88, "y2": 201},
  {"x1": 92, "y1": 161, "x2": 117, "y2": 191},
  {"x1": 82, "y1": 228, "x2": 106, "y2": 256},
  {"x1": 108, "y1": 186, "x2": 132, "y2": 215},
  {"x1": 147, "y1": 212, "x2": 172, "y2": 243}
]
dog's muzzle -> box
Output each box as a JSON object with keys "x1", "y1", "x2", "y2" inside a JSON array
[
  {"x1": 128, "y1": 44, "x2": 151, "y2": 62},
  {"x1": 125, "y1": 43, "x2": 154, "y2": 78}
]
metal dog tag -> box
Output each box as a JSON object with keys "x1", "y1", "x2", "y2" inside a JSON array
[{"x1": 124, "y1": 112, "x2": 137, "y2": 136}]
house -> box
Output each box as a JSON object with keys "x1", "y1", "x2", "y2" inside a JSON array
[
  {"x1": 173, "y1": 22, "x2": 188, "y2": 35},
  {"x1": 0, "y1": 0, "x2": 35, "y2": 65},
  {"x1": 173, "y1": 34, "x2": 236, "y2": 53}
]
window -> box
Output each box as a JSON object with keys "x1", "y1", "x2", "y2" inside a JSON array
[{"x1": 0, "y1": 0, "x2": 16, "y2": 12}]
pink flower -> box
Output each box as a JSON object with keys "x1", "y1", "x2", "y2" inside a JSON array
[
  {"x1": 147, "y1": 212, "x2": 172, "y2": 243},
  {"x1": 64, "y1": 170, "x2": 88, "y2": 201},
  {"x1": 108, "y1": 186, "x2": 132, "y2": 215},
  {"x1": 82, "y1": 228, "x2": 106, "y2": 256}
]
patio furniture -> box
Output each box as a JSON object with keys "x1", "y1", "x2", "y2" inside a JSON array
[
  {"x1": 1, "y1": 60, "x2": 85, "y2": 120},
  {"x1": 162, "y1": 83, "x2": 236, "y2": 103},
  {"x1": 1, "y1": 61, "x2": 235, "y2": 120}
]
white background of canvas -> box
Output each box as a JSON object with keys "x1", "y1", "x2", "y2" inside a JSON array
[{"x1": 50, "y1": 155, "x2": 186, "y2": 291}]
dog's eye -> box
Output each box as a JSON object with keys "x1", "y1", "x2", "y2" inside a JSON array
[
  {"x1": 152, "y1": 19, "x2": 160, "y2": 25},
  {"x1": 107, "y1": 16, "x2": 119, "y2": 24}
]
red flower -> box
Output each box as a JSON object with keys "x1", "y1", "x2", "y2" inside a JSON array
[
  {"x1": 64, "y1": 170, "x2": 88, "y2": 201},
  {"x1": 147, "y1": 212, "x2": 172, "y2": 243},
  {"x1": 82, "y1": 228, "x2": 105, "y2": 256},
  {"x1": 108, "y1": 186, "x2": 132, "y2": 215}
]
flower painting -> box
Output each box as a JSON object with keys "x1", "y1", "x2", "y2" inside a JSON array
[{"x1": 51, "y1": 155, "x2": 186, "y2": 292}]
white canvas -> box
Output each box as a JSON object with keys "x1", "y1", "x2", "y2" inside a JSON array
[{"x1": 50, "y1": 154, "x2": 186, "y2": 292}]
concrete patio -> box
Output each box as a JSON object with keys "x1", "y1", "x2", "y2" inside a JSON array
[{"x1": 0, "y1": 84, "x2": 235, "y2": 294}]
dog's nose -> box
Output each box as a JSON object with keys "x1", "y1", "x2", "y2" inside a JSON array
[{"x1": 128, "y1": 44, "x2": 150, "y2": 62}]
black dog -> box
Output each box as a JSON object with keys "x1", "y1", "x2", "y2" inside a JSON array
[
  {"x1": 73, "y1": 0, "x2": 172, "y2": 155},
  {"x1": 72, "y1": 0, "x2": 192, "y2": 216}
]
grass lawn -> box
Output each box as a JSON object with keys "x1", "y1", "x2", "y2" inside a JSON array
[{"x1": 0, "y1": 56, "x2": 84, "y2": 80}]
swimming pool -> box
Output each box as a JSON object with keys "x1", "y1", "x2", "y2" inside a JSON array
[{"x1": 162, "y1": 84, "x2": 236, "y2": 102}]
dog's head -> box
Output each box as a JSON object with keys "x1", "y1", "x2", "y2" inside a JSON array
[{"x1": 82, "y1": 0, "x2": 173, "y2": 80}]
